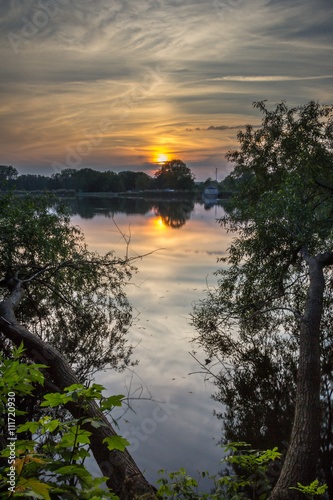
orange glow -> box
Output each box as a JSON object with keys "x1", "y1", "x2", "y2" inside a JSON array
[
  {"x1": 154, "y1": 152, "x2": 169, "y2": 164},
  {"x1": 155, "y1": 217, "x2": 167, "y2": 229}
]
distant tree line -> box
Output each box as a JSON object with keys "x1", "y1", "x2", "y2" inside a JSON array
[
  {"x1": 0, "y1": 161, "x2": 238, "y2": 195},
  {"x1": 0, "y1": 160, "x2": 200, "y2": 193}
]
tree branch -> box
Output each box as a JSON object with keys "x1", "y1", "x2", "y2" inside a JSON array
[
  {"x1": 316, "y1": 251, "x2": 333, "y2": 267},
  {"x1": 0, "y1": 281, "x2": 157, "y2": 500}
]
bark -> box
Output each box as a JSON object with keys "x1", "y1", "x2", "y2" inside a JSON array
[
  {"x1": 0, "y1": 280, "x2": 157, "y2": 500},
  {"x1": 270, "y1": 254, "x2": 328, "y2": 500}
]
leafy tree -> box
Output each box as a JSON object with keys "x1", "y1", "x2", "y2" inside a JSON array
[
  {"x1": 50, "y1": 168, "x2": 77, "y2": 190},
  {"x1": 192, "y1": 101, "x2": 333, "y2": 499},
  {"x1": 219, "y1": 172, "x2": 251, "y2": 193},
  {"x1": 0, "y1": 166, "x2": 18, "y2": 188},
  {"x1": 0, "y1": 192, "x2": 156, "y2": 498},
  {"x1": 154, "y1": 159, "x2": 195, "y2": 191},
  {"x1": 104, "y1": 170, "x2": 123, "y2": 192},
  {"x1": 117, "y1": 170, "x2": 137, "y2": 191},
  {"x1": 212, "y1": 330, "x2": 298, "y2": 452},
  {"x1": 73, "y1": 168, "x2": 105, "y2": 192},
  {"x1": 0, "y1": 193, "x2": 134, "y2": 377},
  {"x1": 135, "y1": 172, "x2": 154, "y2": 191},
  {"x1": 14, "y1": 174, "x2": 50, "y2": 191}
]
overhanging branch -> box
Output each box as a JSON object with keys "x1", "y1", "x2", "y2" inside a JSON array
[{"x1": 0, "y1": 281, "x2": 156, "y2": 500}]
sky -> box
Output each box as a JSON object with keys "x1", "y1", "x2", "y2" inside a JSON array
[{"x1": 0, "y1": 0, "x2": 333, "y2": 181}]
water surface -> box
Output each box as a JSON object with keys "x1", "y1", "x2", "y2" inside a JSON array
[{"x1": 69, "y1": 197, "x2": 233, "y2": 487}]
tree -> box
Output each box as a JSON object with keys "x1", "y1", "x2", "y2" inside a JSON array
[
  {"x1": 0, "y1": 192, "x2": 157, "y2": 499},
  {"x1": 154, "y1": 159, "x2": 195, "y2": 190},
  {"x1": 117, "y1": 170, "x2": 139, "y2": 191},
  {"x1": 51, "y1": 168, "x2": 77, "y2": 190},
  {"x1": 135, "y1": 172, "x2": 154, "y2": 191},
  {"x1": 74, "y1": 168, "x2": 105, "y2": 192},
  {"x1": 0, "y1": 165, "x2": 18, "y2": 187},
  {"x1": 192, "y1": 101, "x2": 333, "y2": 499},
  {"x1": 202, "y1": 310, "x2": 333, "y2": 495},
  {"x1": 104, "y1": 170, "x2": 123, "y2": 192}
]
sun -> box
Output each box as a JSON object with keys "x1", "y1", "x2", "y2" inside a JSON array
[{"x1": 155, "y1": 153, "x2": 169, "y2": 164}]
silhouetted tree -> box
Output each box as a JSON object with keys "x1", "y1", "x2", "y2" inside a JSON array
[
  {"x1": 0, "y1": 165, "x2": 18, "y2": 187},
  {"x1": 192, "y1": 101, "x2": 333, "y2": 499},
  {"x1": 154, "y1": 159, "x2": 195, "y2": 190}
]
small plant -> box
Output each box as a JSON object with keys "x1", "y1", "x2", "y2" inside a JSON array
[
  {"x1": 157, "y1": 441, "x2": 282, "y2": 499},
  {"x1": 0, "y1": 344, "x2": 128, "y2": 499},
  {"x1": 290, "y1": 480, "x2": 328, "y2": 499}
]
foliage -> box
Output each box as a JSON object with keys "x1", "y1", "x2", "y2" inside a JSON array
[
  {"x1": 191, "y1": 100, "x2": 333, "y2": 494},
  {"x1": 192, "y1": 100, "x2": 333, "y2": 379},
  {"x1": 208, "y1": 298, "x2": 333, "y2": 488},
  {"x1": 211, "y1": 329, "x2": 298, "y2": 452},
  {"x1": 157, "y1": 442, "x2": 283, "y2": 500},
  {"x1": 0, "y1": 192, "x2": 135, "y2": 378},
  {"x1": 0, "y1": 345, "x2": 128, "y2": 499},
  {"x1": 1, "y1": 162, "x2": 194, "y2": 193},
  {"x1": 154, "y1": 160, "x2": 195, "y2": 191},
  {"x1": 0, "y1": 166, "x2": 18, "y2": 187},
  {"x1": 157, "y1": 443, "x2": 328, "y2": 499},
  {"x1": 290, "y1": 481, "x2": 328, "y2": 499}
]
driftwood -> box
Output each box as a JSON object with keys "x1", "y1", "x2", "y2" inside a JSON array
[{"x1": 0, "y1": 280, "x2": 157, "y2": 500}]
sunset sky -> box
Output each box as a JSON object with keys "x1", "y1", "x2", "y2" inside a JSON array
[{"x1": 1, "y1": 0, "x2": 332, "y2": 181}]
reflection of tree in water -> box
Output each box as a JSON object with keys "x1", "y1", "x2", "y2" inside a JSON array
[
  {"x1": 61, "y1": 197, "x2": 153, "y2": 219},
  {"x1": 154, "y1": 200, "x2": 194, "y2": 228},
  {"x1": 196, "y1": 319, "x2": 333, "y2": 495},
  {"x1": 59, "y1": 197, "x2": 196, "y2": 227}
]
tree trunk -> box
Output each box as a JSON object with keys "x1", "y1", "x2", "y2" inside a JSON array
[
  {"x1": 270, "y1": 255, "x2": 325, "y2": 500},
  {"x1": 0, "y1": 281, "x2": 157, "y2": 500}
]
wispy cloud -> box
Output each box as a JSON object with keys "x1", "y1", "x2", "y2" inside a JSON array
[
  {"x1": 0, "y1": 0, "x2": 332, "y2": 179},
  {"x1": 210, "y1": 75, "x2": 333, "y2": 82}
]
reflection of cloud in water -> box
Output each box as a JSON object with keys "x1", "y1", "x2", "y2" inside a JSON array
[
  {"x1": 185, "y1": 249, "x2": 228, "y2": 256},
  {"x1": 70, "y1": 201, "x2": 231, "y2": 488}
]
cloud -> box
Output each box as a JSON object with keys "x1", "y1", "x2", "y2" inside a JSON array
[
  {"x1": 0, "y1": 0, "x2": 332, "y2": 180},
  {"x1": 186, "y1": 125, "x2": 261, "y2": 132},
  {"x1": 210, "y1": 75, "x2": 333, "y2": 82}
]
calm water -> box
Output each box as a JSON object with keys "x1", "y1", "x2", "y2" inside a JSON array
[{"x1": 68, "y1": 197, "x2": 234, "y2": 488}]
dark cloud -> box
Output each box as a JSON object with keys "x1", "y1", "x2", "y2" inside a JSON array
[
  {"x1": 186, "y1": 125, "x2": 261, "y2": 132},
  {"x1": 207, "y1": 125, "x2": 240, "y2": 131}
]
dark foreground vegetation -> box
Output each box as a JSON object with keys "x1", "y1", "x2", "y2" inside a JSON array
[
  {"x1": 192, "y1": 100, "x2": 333, "y2": 499},
  {"x1": 1, "y1": 100, "x2": 333, "y2": 499}
]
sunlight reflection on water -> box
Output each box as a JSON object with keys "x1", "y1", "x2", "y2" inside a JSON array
[{"x1": 70, "y1": 199, "x2": 233, "y2": 488}]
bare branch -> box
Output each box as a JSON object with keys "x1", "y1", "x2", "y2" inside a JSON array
[{"x1": 247, "y1": 306, "x2": 303, "y2": 322}]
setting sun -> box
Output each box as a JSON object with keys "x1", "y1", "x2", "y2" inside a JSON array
[{"x1": 155, "y1": 153, "x2": 169, "y2": 164}]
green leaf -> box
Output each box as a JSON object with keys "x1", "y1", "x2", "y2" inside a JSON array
[
  {"x1": 41, "y1": 393, "x2": 68, "y2": 407},
  {"x1": 86, "y1": 419, "x2": 109, "y2": 429},
  {"x1": 3, "y1": 360, "x2": 20, "y2": 378},
  {"x1": 100, "y1": 395, "x2": 125, "y2": 411},
  {"x1": 12, "y1": 342, "x2": 26, "y2": 358},
  {"x1": 103, "y1": 436, "x2": 129, "y2": 451},
  {"x1": 17, "y1": 421, "x2": 41, "y2": 434},
  {"x1": 17, "y1": 477, "x2": 52, "y2": 500},
  {"x1": 64, "y1": 383, "x2": 84, "y2": 392}
]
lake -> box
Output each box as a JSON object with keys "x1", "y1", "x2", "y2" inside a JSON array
[{"x1": 67, "y1": 196, "x2": 234, "y2": 488}]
